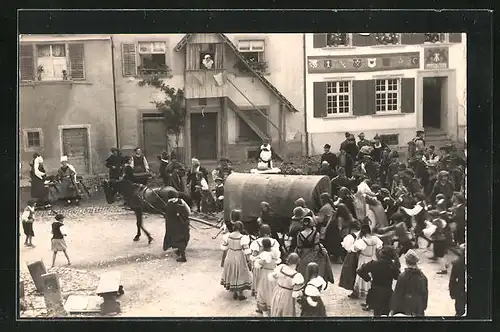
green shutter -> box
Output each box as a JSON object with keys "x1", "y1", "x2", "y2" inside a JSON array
[
  {"x1": 352, "y1": 80, "x2": 376, "y2": 116},
  {"x1": 68, "y1": 43, "x2": 85, "y2": 80},
  {"x1": 401, "y1": 78, "x2": 415, "y2": 113},
  {"x1": 352, "y1": 33, "x2": 377, "y2": 46},
  {"x1": 122, "y1": 43, "x2": 137, "y2": 76},
  {"x1": 19, "y1": 44, "x2": 35, "y2": 81},
  {"x1": 449, "y1": 33, "x2": 462, "y2": 43},
  {"x1": 313, "y1": 34, "x2": 327, "y2": 48},
  {"x1": 313, "y1": 82, "x2": 327, "y2": 118},
  {"x1": 401, "y1": 33, "x2": 425, "y2": 45}
]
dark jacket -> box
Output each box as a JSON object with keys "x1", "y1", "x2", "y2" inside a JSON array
[
  {"x1": 430, "y1": 181, "x2": 455, "y2": 205},
  {"x1": 371, "y1": 143, "x2": 388, "y2": 162},
  {"x1": 391, "y1": 267, "x2": 429, "y2": 316},
  {"x1": 163, "y1": 198, "x2": 191, "y2": 251},
  {"x1": 331, "y1": 175, "x2": 350, "y2": 197},
  {"x1": 321, "y1": 152, "x2": 338, "y2": 170},
  {"x1": 451, "y1": 204, "x2": 466, "y2": 230},
  {"x1": 357, "y1": 259, "x2": 400, "y2": 310},
  {"x1": 187, "y1": 167, "x2": 208, "y2": 191},
  {"x1": 106, "y1": 154, "x2": 124, "y2": 180},
  {"x1": 449, "y1": 255, "x2": 466, "y2": 299}
]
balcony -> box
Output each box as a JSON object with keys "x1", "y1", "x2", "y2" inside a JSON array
[{"x1": 184, "y1": 69, "x2": 227, "y2": 99}]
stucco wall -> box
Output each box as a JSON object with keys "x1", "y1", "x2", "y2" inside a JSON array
[
  {"x1": 19, "y1": 39, "x2": 116, "y2": 175},
  {"x1": 304, "y1": 33, "x2": 466, "y2": 155}
]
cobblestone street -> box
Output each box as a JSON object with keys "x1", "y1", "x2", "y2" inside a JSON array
[{"x1": 19, "y1": 200, "x2": 457, "y2": 317}]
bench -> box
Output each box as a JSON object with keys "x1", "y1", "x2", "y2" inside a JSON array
[{"x1": 96, "y1": 271, "x2": 124, "y2": 315}]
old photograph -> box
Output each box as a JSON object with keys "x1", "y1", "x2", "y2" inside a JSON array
[{"x1": 18, "y1": 32, "x2": 466, "y2": 318}]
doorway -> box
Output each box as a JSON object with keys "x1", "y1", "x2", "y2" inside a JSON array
[
  {"x1": 422, "y1": 77, "x2": 447, "y2": 130},
  {"x1": 191, "y1": 112, "x2": 218, "y2": 161},
  {"x1": 142, "y1": 114, "x2": 167, "y2": 168},
  {"x1": 61, "y1": 127, "x2": 90, "y2": 174}
]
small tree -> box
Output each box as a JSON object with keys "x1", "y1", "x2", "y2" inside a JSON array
[{"x1": 137, "y1": 72, "x2": 186, "y2": 152}]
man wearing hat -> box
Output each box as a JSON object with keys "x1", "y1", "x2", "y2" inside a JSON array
[
  {"x1": 413, "y1": 130, "x2": 426, "y2": 152},
  {"x1": 289, "y1": 207, "x2": 306, "y2": 252},
  {"x1": 320, "y1": 144, "x2": 338, "y2": 171},
  {"x1": 390, "y1": 250, "x2": 428, "y2": 317},
  {"x1": 106, "y1": 148, "x2": 124, "y2": 185},
  {"x1": 357, "y1": 133, "x2": 371, "y2": 149},
  {"x1": 370, "y1": 134, "x2": 389, "y2": 163},
  {"x1": 56, "y1": 155, "x2": 80, "y2": 206},
  {"x1": 213, "y1": 177, "x2": 225, "y2": 212}
]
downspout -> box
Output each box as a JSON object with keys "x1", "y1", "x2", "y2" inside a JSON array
[
  {"x1": 110, "y1": 36, "x2": 120, "y2": 148},
  {"x1": 303, "y1": 33, "x2": 309, "y2": 156}
]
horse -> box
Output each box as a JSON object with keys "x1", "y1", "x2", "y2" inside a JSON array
[{"x1": 102, "y1": 178, "x2": 193, "y2": 243}]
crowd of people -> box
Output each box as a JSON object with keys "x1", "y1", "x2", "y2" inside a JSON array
[{"x1": 217, "y1": 130, "x2": 466, "y2": 317}]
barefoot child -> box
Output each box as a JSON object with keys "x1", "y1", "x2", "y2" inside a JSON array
[
  {"x1": 51, "y1": 214, "x2": 71, "y2": 267},
  {"x1": 21, "y1": 200, "x2": 36, "y2": 247}
]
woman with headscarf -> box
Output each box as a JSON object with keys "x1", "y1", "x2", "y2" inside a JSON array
[
  {"x1": 249, "y1": 224, "x2": 281, "y2": 311},
  {"x1": 295, "y1": 216, "x2": 335, "y2": 286},
  {"x1": 339, "y1": 220, "x2": 361, "y2": 296},
  {"x1": 29, "y1": 153, "x2": 50, "y2": 209},
  {"x1": 351, "y1": 222, "x2": 383, "y2": 303},
  {"x1": 268, "y1": 252, "x2": 304, "y2": 317},
  {"x1": 390, "y1": 250, "x2": 429, "y2": 317},
  {"x1": 337, "y1": 187, "x2": 357, "y2": 219},
  {"x1": 356, "y1": 246, "x2": 400, "y2": 316},
  {"x1": 430, "y1": 170, "x2": 455, "y2": 206},
  {"x1": 56, "y1": 156, "x2": 80, "y2": 206},
  {"x1": 318, "y1": 193, "x2": 342, "y2": 263},
  {"x1": 186, "y1": 158, "x2": 208, "y2": 212},
  {"x1": 163, "y1": 189, "x2": 191, "y2": 262},
  {"x1": 354, "y1": 176, "x2": 376, "y2": 220},
  {"x1": 220, "y1": 219, "x2": 253, "y2": 301}
]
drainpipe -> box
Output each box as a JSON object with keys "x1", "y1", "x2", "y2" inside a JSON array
[
  {"x1": 303, "y1": 33, "x2": 310, "y2": 156},
  {"x1": 110, "y1": 36, "x2": 120, "y2": 148}
]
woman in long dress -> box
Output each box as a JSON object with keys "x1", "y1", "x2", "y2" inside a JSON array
[
  {"x1": 296, "y1": 216, "x2": 335, "y2": 285},
  {"x1": 250, "y1": 224, "x2": 281, "y2": 310},
  {"x1": 352, "y1": 223, "x2": 383, "y2": 305},
  {"x1": 354, "y1": 176, "x2": 376, "y2": 220},
  {"x1": 298, "y1": 262, "x2": 327, "y2": 317},
  {"x1": 316, "y1": 193, "x2": 338, "y2": 259},
  {"x1": 56, "y1": 156, "x2": 80, "y2": 205},
  {"x1": 221, "y1": 220, "x2": 252, "y2": 301},
  {"x1": 268, "y1": 253, "x2": 304, "y2": 317},
  {"x1": 339, "y1": 221, "x2": 361, "y2": 297},
  {"x1": 254, "y1": 238, "x2": 280, "y2": 317},
  {"x1": 29, "y1": 154, "x2": 50, "y2": 209}
]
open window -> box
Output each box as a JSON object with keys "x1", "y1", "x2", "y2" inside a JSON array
[
  {"x1": 138, "y1": 42, "x2": 168, "y2": 75},
  {"x1": 236, "y1": 40, "x2": 267, "y2": 73}
]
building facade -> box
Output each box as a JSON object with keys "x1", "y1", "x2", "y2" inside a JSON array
[
  {"x1": 19, "y1": 35, "x2": 117, "y2": 175},
  {"x1": 112, "y1": 33, "x2": 305, "y2": 171},
  {"x1": 304, "y1": 33, "x2": 466, "y2": 155}
]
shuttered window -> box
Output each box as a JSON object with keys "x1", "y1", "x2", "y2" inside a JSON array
[
  {"x1": 313, "y1": 81, "x2": 327, "y2": 118},
  {"x1": 448, "y1": 33, "x2": 462, "y2": 43},
  {"x1": 352, "y1": 80, "x2": 376, "y2": 116},
  {"x1": 186, "y1": 44, "x2": 201, "y2": 70},
  {"x1": 352, "y1": 33, "x2": 378, "y2": 47},
  {"x1": 68, "y1": 43, "x2": 85, "y2": 80},
  {"x1": 122, "y1": 43, "x2": 137, "y2": 76},
  {"x1": 401, "y1": 78, "x2": 415, "y2": 114},
  {"x1": 19, "y1": 44, "x2": 35, "y2": 81}
]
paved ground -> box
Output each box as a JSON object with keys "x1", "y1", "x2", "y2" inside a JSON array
[{"x1": 19, "y1": 200, "x2": 458, "y2": 317}]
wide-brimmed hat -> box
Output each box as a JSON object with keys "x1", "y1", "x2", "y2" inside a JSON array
[
  {"x1": 405, "y1": 250, "x2": 420, "y2": 266},
  {"x1": 55, "y1": 214, "x2": 65, "y2": 221},
  {"x1": 292, "y1": 207, "x2": 306, "y2": 220}
]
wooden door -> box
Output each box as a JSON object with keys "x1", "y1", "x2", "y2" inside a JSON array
[
  {"x1": 143, "y1": 117, "x2": 167, "y2": 161},
  {"x1": 62, "y1": 128, "x2": 90, "y2": 174},
  {"x1": 191, "y1": 112, "x2": 218, "y2": 161}
]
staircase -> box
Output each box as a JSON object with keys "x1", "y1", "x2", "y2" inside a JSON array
[
  {"x1": 226, "y1": 97, "x2": 284, "y2": 161},
  {"x1": 424, "y1": 128, "x2": 466, "y2": 150}
]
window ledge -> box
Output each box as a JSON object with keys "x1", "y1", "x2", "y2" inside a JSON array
[
  {"x1": 322, "y1": 46, "x2": 356, "y2": 50},
  {"x1": 20, "y1": 80, "x2": 90, "y2": 86},
  {"x1": 423, "y1": 42, "x2": 453, "y2": 47},
  {"x1": 371, "y1": 45, "x2": 406, "y2": 49},
  {"x1": 24, "y1": 146, "x2": 43, "y2": 153},
  {"x1": 372, "y1": 112, "x2": 406, "y2": 117},
  {"x1": 323, "y1": 115, "x2": 356, "y2": 120}
]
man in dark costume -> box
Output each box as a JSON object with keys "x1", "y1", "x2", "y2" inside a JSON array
[
  {"x1": 370, "y1": 134, "x2": 389, "y2": 163},
  {"x1": 187, "y1": 158, "x2": 209, "y2": 212},
  {"x1": 165, "y1": 151, "x2": 186, "y2": 192},
  {"x1": 163, "y1": 190, "x2": 191, "y2": 262},
  {"x1": 106, "y1": 148, "x2": 124, "y2": 195},
  {"x1": 331, "y1": 167, "x2": 350, "y2": 197},
  {"x1": 338, "y1": 149, "x2": 354, "y2": 178},
  {"x1": 158, "y1": 151, "x2": 170, "y2": 186},
  {"x1": 130, "y1": 147, "x2": 150, "y2": 185},
  {"x1": 449, "y1": 244, "x2": 466, "y2": 316},
  {"x1": 320, "y1": 144, "x2": 338, "y2": 171}
]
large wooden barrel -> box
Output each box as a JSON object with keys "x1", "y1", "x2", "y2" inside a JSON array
[{"x1": 223, "y1": 173, "x2": 331, "y2": 222}]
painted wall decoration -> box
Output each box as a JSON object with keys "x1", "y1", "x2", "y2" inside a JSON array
[
  {"x1": 307, "y1": 52, "x2": 420, "y2": 73},
  {"x1": 423, "y1": 47, "x2": 449, "y2": 69}
]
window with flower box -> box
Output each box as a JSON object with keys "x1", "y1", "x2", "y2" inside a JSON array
[
  {"x1": 375, "y1": 33, "x2": 401, "y2": 45},
  {"x1": 326, "y1": 33, "x2": 350, "y2": 47},
  {"x1": 375, "y1": 79, "x2": 401, "y2": 113},
  {"x1": 326, "y1": 81, "x2": 352, "y2": 116},
  {"x1": 137, "y1": 42, "x2": 169, "y2": 75},
  {"x1": 236, "y1": 40, "x2": 267, "y2": 73},
  {"x1": 19, "y1": 43, "x2": 85, "y2": 82}
]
